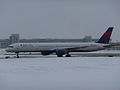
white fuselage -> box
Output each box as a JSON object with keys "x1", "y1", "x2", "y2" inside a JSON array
[{"x1": 6, "y1": 42, "x2": 107, "y2": 52}]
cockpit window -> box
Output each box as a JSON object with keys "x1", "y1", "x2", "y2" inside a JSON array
[{"x1": 8, "y1": 46, "x2": 14, "y2": 48}]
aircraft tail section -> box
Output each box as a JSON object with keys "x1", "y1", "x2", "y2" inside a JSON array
[{"x1": 97, "y1": 27, "x2": 113, "y2": 44}]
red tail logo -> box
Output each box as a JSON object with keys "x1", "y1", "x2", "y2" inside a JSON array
[{"x1": 97, "y1": 27, "x2": 113, "y2": 44}]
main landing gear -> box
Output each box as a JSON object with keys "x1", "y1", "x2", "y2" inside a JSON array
[
  {"x1": 65, "y1": 52, "x2": 71, "y2": 57},
  {"x1": 57, "y1": 54, "x2": 71, "y2": 57},
  {"x1": 56, "y1": 53, "x2": 71, "y2": 57},
  {"x1": 65, "y1": 54, "x2": 71, "y2": 57},
  {"x1": 15, "y1": 52, "x2": 19, "y2": 58}
]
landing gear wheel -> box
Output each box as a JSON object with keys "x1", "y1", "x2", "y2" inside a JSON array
[
  {"x1": 66, "y1": 54, "x2": 71, "y2": 57},
  {"x1": 57, "y1": 55, "x2": 63, "y2": 57},
  {"x1": 15, "y1": 52, "x2": 19, "y2": 58}
]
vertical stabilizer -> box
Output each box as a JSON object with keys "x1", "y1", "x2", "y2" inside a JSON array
[{"x1": 97, "y1": 27, "x2": 113, "y2": 44}]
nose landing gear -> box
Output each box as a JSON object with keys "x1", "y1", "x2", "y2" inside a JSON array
[{"x1": 15, "y1": 52, "x2": 19, "y2": 58}]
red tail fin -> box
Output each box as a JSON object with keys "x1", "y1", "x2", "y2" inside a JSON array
[{"x1": 97, "y1": 27, "x2": 113, "y2": 44}]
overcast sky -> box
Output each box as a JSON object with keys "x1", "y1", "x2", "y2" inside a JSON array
[{"x1": 0, "y1": 0, "x2": 120, "y2": 41}]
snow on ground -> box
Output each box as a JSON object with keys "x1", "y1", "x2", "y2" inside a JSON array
[{"x1": 0, "y1": 57, "x2": 120, "y2": 90}]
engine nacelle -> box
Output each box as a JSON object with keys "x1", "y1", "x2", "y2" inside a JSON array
[
  {"x1": 55, "y1": 49, "x2": 66, "y2": 57},
  {"x1": 41, "y1": 51, "x2": 54, "y2": 55}
]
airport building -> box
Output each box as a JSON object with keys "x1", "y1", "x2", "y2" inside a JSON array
[
  {"x1": 0, "y1": 39, "x2": 10, "y2": 48},
  {"x1": 0, "y1": 34, "x2": 20, "y2": 48},
  {"x1": 82, "y1": 36, "x2": 92, "y2": 42},
  {"x1": 9, "y1": 34, "x2": 20, "y2": 44}
]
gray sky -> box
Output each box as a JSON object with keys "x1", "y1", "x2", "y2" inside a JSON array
[{"x1": 0, "y1": 0, "x2": 120, "y2": 41}]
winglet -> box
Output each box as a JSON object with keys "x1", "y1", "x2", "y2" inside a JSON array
[{"x1": 97, "y1": 27, "x2": 113, "y2": 44}]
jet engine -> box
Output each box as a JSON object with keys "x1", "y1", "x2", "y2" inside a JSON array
[{"x1": 55, "y1": 49, "x2": 66, "y2": 57}]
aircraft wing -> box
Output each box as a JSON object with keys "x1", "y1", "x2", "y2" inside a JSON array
[
  {"x1": 47, "y1": 46, "x2": 90, "y2": 53},
  {"x1": 65, "y1": 46, "x2": 89, "y2": 51}
]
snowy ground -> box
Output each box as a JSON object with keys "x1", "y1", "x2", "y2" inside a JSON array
[{"x1": 0, "y1": 57, "x2": 120, "y2": 90}]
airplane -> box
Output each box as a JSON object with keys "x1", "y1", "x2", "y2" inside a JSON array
[{"x1": 6, "y1": 27, "x2": 114, "y2": 58}]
